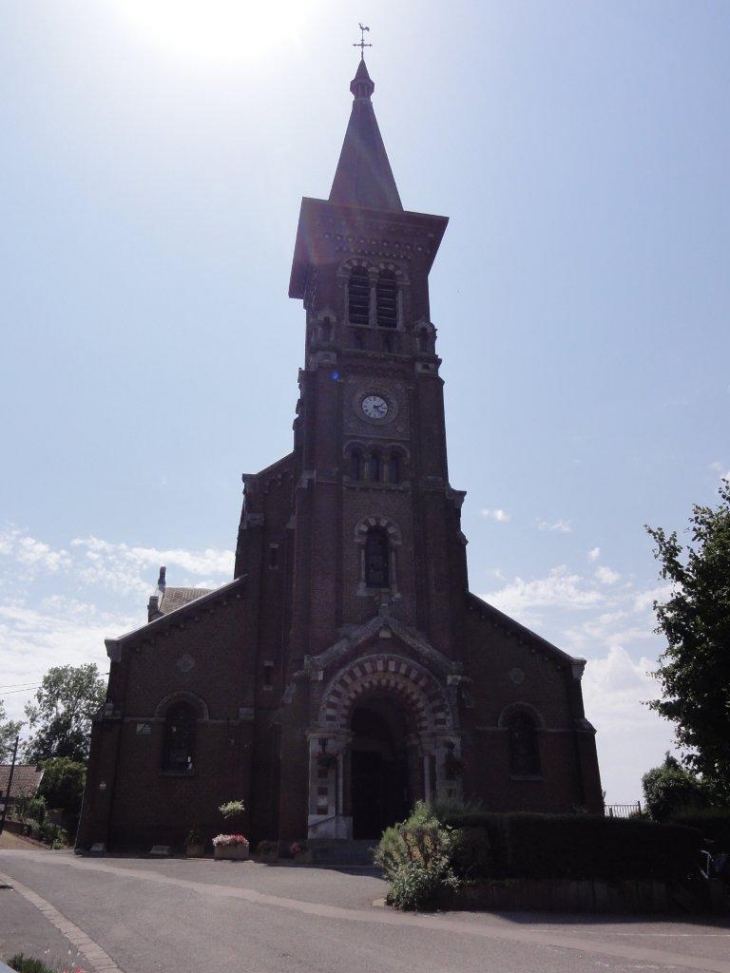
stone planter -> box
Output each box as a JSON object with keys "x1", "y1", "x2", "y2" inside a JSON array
[
  {"x1": 185, "y1": 843, "x2": 205, "y2": 858},
  {"x1": 257, "y1": 850, "x2": 279, "y2": 864},
  {"x1": 214, "y1": 843, "x2": 249, "y2": 861}
]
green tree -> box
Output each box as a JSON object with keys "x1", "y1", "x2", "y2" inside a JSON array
[
  {"x1": 0, "y1": 699, "x2": 23, "y2": 762},
  {"x1": 641, "y1": 753, "x2": 709, "y2": 821},
  {"x1": 24, "y1": 665, "x2": 106, "y2": 764},
  {"x1": 646, "y1": 482, "x2": 730, "y2": 800},
  {"x1": 37, "y1": 757, "x2": 87, "y2": 814}
]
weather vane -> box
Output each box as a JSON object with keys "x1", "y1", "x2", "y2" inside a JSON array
[{"x1": 353, "y1": 24, "x2": 371, "y2": 59}]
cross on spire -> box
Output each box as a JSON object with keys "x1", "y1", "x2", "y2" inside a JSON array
[{"x1": 353, "y1": 23, "x2": 371, "y2": 59}]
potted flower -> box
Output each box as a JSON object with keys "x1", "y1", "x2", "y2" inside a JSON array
[
  {"x1": 212, "y1": 833, "x2": 250, "y2": 860},
  {"x1": 256, "y1": 839, "x2": 280, "y2": 864},
  {"x1": 185, "y1": 827, "x2": 205, "y2": 857},
  {"x1": 290, "y1": 840, "x2": 312, "y2": 864}
]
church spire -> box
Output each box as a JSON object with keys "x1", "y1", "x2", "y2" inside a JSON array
[{"x1": 329, "y1": 59, "x2": 403, "y2": 212}]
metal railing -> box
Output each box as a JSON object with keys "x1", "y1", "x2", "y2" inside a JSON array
[{"x1": 605, "y1": 802, "x2": 642, "y2": 818}]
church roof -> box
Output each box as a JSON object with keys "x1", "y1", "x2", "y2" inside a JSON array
[
  {"x1": 158, "y1": 586, "x2": 213, "y2": 615},
  {"x1": 329, "y1": 59, "x2": 403, "y2": 212}
]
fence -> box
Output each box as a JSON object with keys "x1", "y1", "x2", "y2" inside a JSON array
[{"x1": 605, "y1": 802, "x2": 642, "y2": 818}]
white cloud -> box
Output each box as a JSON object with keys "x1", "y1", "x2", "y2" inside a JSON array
[
  {"x1": 481, "y1": 508, "x2": 511, "y2": 523},
  {"x1": 68, "y1": 536, "x2": 234, "y2": 596},
  {"x1": 0, "y1": 526, "x2": 236, "y2": 725},
  {"x1": 588, "y1": 547, "x2": 601, "y2": 562},
  {"x1": 537, "y1": 519, "x2": 572, "y2": 533},
  {"x1": 595, "y1": 565, "x2": 620, "y2": 585},
  {"x1": 583, "y1": 645, "x2": 675, "y2": 802},
  {"x1": 709, "y1": 461, "x2": 730, "y2": 481},
  {"x1": 0, "y1": 527, "x2": 71, "y2": 576},
  {"x1": 483, "y1": 565, "x2": 604, "y2": 618},
  {"x1": 632, "y1": 583, "x2": 672, "y2": 614}
]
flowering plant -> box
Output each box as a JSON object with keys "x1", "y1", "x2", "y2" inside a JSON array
[
  {"x1": 212, "y1": 833, "x2": 249, "y2": 848},
  {"x1": 289, "y1": 841, "x2": 307, "y2": 856}
]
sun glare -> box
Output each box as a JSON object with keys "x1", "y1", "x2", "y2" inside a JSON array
[{"x1": 110, "y1": 0, "x2": 314, "y2": 63}]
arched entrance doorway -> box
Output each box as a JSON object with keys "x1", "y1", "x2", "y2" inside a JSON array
[{"x1": 350, "y1": 696, "x2": 410, "y2": 839}]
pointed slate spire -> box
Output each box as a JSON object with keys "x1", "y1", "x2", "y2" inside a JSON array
[{"x1": 329, "y1": 60, "x2": 403, "y2": 212}]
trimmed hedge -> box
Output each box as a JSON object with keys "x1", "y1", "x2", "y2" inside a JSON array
[
  {"x1": 669, "y1": 808, "x2": 730, "y2": 849},
  {"x1": 442, "y1": 811, "x2": 702, "y2": 883}
]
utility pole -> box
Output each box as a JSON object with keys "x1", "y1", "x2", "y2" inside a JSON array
[{"x1": 0, "y1": 734, "x2": 19, "y2": 835}]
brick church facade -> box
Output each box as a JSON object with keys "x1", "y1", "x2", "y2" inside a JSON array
[{"x1": 77, "y1": 60, "x2": 602, "y2": 851}]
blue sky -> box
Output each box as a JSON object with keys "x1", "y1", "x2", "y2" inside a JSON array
[{"x1": 1, "y1": 0, "x2": 728, "y2": 804}]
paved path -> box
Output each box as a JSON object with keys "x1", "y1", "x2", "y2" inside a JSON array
[{"x1": 1, "y1": 848, "x2": 729, "y2": 973}]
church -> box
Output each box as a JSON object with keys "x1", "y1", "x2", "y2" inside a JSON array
[{"x1": 77, "y1": 58, "x2": 603, "y2": 851}]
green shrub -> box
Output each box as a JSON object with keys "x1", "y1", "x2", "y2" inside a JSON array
[
  {"x1": 38, "y1": 757, "x2": 86, "y2": 815},
  {"x1": 642, "y1": 755, "x2": 710, "y2": 821},
  {"x1": 376, "y1": 802, "x2": 460, "y2": 910},
  {"x1": 39, "y1": 820, "x2": 68, "y2": 849},
  {"x1": 388, "y1": 854, "x2": 460, "y2": 911},
  {"x1": 8, "y1": 954, "x2": 56, "y2": 973},
  {"x1": 670, "y1": 808, "x2": 730, "y2": 849}
]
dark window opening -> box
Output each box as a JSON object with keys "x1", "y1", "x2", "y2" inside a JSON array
[
  {"x1": 268, "y1": 544, "x2": 279, "y2": 569},
  {"x1": 376, "y1": 271, "x2": 398, "y2": 328},
  {"x1": 367, "y1": 452, "x2": 381, "y2": 482},
  {"x1": 508, "y1": 713, "x2": 541, "y2": 777},
  {"x1": 321, "y1": 317, "x2": 333, "y2": 342},
  {"x1": 263, "y1": 662, "x2": 274, "y2": 689},
  {"x1": 350, "y1": 449, "x2": 363, "y2": 480},
  {"x1": 365, "y1": 528, "x2": 389, "y2": 588},
  {"x1": 162, "y1": 703, "x2": 195, "y2": 773},
  {"x1": 388, "y1": 453, "x2": 400, "y2": 484},
  {"x1": 417, "y1": 331, "x2": 429, "y2": 353},
  {"x1": 348, "y1": 267, "x2": 370, "y2": 325}
]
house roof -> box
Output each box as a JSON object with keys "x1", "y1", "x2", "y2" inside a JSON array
[{"x1": 0, "y1": 764, "x2": 44, "y2": 800}]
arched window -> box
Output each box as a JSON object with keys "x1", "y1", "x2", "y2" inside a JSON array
[
  {"x1": 350, "y1": 448, "x2": 363, "y2": 480},
  {"x1": 417, "y1": 330, "x2": 429, "y2": 353},
  {"x1": 388, "y1": 453, "x2": 400, "y2": 484},
  {"x1": 162, "y1": 703, "x2": 195, "y2": 774},
  {"x1": 365, "y1": 528, "x2": 389, "y2": 588},
  {"x1": 376, "y1": 270, "x2": 398, "y2": 328},
  {"x1": 348, "y1": 267, "x2": 370, "y2": 325},
  {"x1": 508, "y1": 713, "x2": 540, "y2": 777},
  {"x1": 367, "y1": 452, "x2": 381, "y2": 482}
]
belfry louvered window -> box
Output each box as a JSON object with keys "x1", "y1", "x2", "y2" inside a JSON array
[
  {"x1": 376, "y1": 270, "x2": 398, "y2": 328},
  {"x1": 348, "y1": 267, "x2": 370, "y2": 325}
]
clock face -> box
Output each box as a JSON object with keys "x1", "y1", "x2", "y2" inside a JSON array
[{"x1": 361, "y1": 394, "x2": 389, "y2": 420}]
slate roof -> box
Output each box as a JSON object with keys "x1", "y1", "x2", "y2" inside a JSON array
[
  {"x1": 0, "y1": 764, "x2": 44, "y2": 800},
  {"x1": 329, "y1": 59, "x2": 403, "y2": 212},
  {"x1": 158, "y1": 587, "x2": 213, "y2": 615}
]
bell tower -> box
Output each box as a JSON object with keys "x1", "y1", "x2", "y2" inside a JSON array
[{"x1": 287, "y1": 59, "x2": 468, "y2": 668}]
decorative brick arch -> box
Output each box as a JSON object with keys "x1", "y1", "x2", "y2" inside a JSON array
[
  {"x1": 354, "y1": 515, "x2": 402, "y2": 547},
  {"x1": 497, "y1": 701, "x2": 545, "y2": 729},
  {"x1": 154, "y1": 691, "x2": 209, "y2": 721},
  {"x1": 319, "y1": 654, "x2": 454, "y2": 734}
]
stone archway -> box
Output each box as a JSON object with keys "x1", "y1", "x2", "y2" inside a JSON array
[{"x1": 307, "y1": 653, "x2": 461, "y2": 840}]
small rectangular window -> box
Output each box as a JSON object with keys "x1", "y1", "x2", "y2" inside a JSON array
[{"x1": 268, "y1": 544, "x2": 279, "y2": 569}]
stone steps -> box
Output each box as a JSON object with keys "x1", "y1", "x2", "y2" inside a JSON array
[{"x1": 309, "y1": 838, "x2": 380, "y2": 867}]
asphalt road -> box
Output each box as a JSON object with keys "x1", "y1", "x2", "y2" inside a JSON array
[{"x1": 2, "y1": 848, "x2": 730, "y2": 973}]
